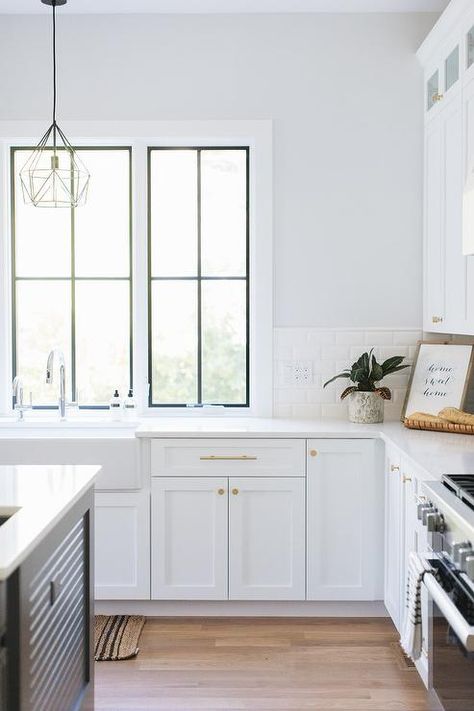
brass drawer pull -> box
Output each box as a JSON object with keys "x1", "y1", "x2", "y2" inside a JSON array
[
  {"x1": 232, "y1": 488, "x2": 239, "y2": 495},
  {"x1": 200, "y1": 455, "x2": 257, "y2": 461},
  {"x1": 217, "y1": 488, "x2": 226, "y2": 496},
  {"x1": 309, "y1": 449, "x2": 318, "y2": 457},
  {"x1": 391, "y1": 465, "x2": 400, "y2": 472},
  {"x1": 403, "y1": 475, "x2": 412, "y2": 484},
  {"x1": 432, "y1": 316, "x2": 444, "y2": 324},
  {"x1": 432, "y1": 93, "x2": 444, "y2": 103}
]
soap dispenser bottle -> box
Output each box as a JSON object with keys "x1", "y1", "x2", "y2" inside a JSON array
[
  {"x1": 110, "y1": 389, "x2": 122, "y2": 421},
  {"x1": 124, "y1": 388, "x2": 137, "y2": 420}
]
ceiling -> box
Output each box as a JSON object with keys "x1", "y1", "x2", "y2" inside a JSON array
[{"x1": 0, "y1": 0, "x2": 449, "y2": 13}]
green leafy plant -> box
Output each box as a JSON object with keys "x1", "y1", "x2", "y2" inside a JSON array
[{"x1": 323, "y1": 349, "x2": 410, "y2": 401}]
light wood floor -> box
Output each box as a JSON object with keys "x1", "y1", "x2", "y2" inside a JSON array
[{"x1": 94, "y1": 617, "x2": 431, "y2": 711}]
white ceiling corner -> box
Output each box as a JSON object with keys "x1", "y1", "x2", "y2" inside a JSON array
[{"x1": 0, "y1": 0, "x2": 449, "y2": 14}]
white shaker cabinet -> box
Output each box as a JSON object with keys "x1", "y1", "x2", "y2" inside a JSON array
[
  {"x1": 384, "y1": 445, "x2": 431, "y2": 685},
  {"x1": 462, "y1": 75, "x2": 474, "y2": 327},
  {"x1": 418, "y1": 11, "x2": 474, "y2": 336},
  {"x1": 229, "y1": 477, "x2": 305, "y2": 600},
  {"x1": 95, "y1": 491, "x2": 150, "y2": 600},
  {"x1": 150, "y1": 438, "x2": 306, "y2": 601},
  {"x1": 423, "y1": 92, "x2": 464, "y2": 333},
  {"x1": 384, "y1": 446, "x2": 403, "y2": 631},
  {"x1": 151, "y1": 475, "x2": 305, "y2": 601},
  {"x1": 151, "y1": 477, "x2": 228, "y2": 600},
  {"x1": 307, "y1": 439, "x2": 382, "y2": 601}
]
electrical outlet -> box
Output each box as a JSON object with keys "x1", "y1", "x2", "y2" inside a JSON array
[{"x1": 281, "y1": 361, "x2": 313, "y2": 386}]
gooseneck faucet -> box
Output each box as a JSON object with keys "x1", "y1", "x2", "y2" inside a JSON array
[
  {"x1": 46, "y1": 349, "x2": 66, "y2": 420},
  {"x1": 12, "y1": 376, "x2": 24, "y2": 419}
]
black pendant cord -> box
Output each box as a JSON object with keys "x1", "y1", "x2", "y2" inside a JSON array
[{"x1": 52, "y1": 0, "x2": 57, "y2": 150}]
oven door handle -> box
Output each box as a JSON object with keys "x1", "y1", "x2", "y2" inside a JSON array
[{"x1": 424, "y1": 573, "x2": 474, "y2": 652}]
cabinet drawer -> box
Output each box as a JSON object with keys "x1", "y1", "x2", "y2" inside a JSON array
[{"x1": 150, "y1": 439, "x2": 306, "y2": 477}]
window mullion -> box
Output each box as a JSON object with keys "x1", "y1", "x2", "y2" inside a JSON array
[{"x1": 197, "y1": 148, "x2": 202, "y2": 405}]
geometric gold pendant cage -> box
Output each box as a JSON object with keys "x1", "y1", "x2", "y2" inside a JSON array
[
  {"x1": 20, "y1": 0, "x2": 90, "y2": 208},
  {"x1": 19, "y1": 122, "x2": 90, "y2": 208}
]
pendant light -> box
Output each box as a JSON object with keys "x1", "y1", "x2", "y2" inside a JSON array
[{"x1": 20, "y1": 0, "x2": 90, "y2": 208}]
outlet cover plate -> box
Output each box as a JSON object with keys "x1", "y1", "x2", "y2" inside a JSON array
[{"x1": 281, "y1": 361, "x2": 313, "y2": 386}]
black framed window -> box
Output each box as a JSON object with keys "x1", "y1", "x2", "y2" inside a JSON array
[
  {"x1": 148, "y1": 147, "x2": 249, "y2": 407},
  {"x1": 11, "y1": 146, "x2": 133, "y2": 407}
]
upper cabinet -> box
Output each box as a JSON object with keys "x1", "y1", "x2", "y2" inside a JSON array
[{"x1": 418, "y1": 2, "x2": 474, "y2": 335}]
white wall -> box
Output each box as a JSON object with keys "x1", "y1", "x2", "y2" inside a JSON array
[{"x1": 0, "y1": 12, "x2": 436, "y2": 328}]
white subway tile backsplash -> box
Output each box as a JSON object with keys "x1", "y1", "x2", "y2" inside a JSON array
[
  {"x1": 321, "y1": 403, "x2": 348, "y2": 419},
  {"x1": 292, "y1": 404, "x2": 323, "y2": 419},
  {"x1": 307, "y1": 330, "x2": 337, "y2": 345},
  {"x1": 393, "y1": 330, "x2": 423, "y2": 346},
  {"x1": 273, "y1": 327, "x2": 420, "y2": 421},
  {"x1": 364, "y1": 331, "x2": 394, "y2": 345},
  {"x1": 321, "y1": 345, "x2": 351, "y2": 361},
  {"x1": 335, "y1": 331, "x2": 365, "y2": 346},
  {"x1": 378, "y1": 345, "x2": 409, "y2": 359},
  {"x1": 273, "y1": 404, "x2": 294, "y2": 418}
]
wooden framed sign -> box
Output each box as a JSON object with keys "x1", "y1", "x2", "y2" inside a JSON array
[{"x1": 402, "y1": 342, "x2": 474, "y2": 420}]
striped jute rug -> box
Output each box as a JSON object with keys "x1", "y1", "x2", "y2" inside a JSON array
[{"x1": 94, "y1": 615, "x2": 145, "y2": 661}]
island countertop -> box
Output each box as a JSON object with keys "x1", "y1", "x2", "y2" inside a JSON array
[{"x1": 0, "y1": 464, "x2": 100, "y2": 580}]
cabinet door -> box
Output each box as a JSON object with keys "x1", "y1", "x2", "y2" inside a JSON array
[
  {"x1": 401, "y1": 463, "x2": 430, "y2": 688},
  {"x1": 401, "y1": 465, "x2": 417, "y2": 631},
  {"x1": 229, "y1": 477, "x2": 305, "y2": 600},
  {"x1": 424, "y1": 113, "x2": 445, "y2": 331},
  {"x1": 463, "y1": 77, "x2": 474, "y2": 332},
  {"x1": 443, "y1": 93, "x2": 465, "y2": 333},
  {"x1": 307, "y1": 440, "x2": 381, "y2": 601},
  {"x1": 424, "y1": 92, "x2": 464, "y2": 334},
  {"x1": 384, "y1": 447, "x2": 403, "y2": 631},
  {"x1": 95, "y1": 491, "x2": 150, "y2": 600},
  {"x1": 151, "y1": 478, "x2": 228, "y2": 600}
]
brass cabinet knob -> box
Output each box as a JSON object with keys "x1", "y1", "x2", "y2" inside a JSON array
[
  {"x1": 309, "y1": 449, "x2": 318, "y2": 457},
  {"x1": 432, "y1": 93, "x2": 444, "y2": 103},
  {"x1": 390, "y1": 464, "x2": 400, "y2": 472},
  {"x1": 432, "y1": 316, "x2": 444, "y2": 324},
  {"x1": 232, "y1": 488, "x2": 239, "y2": 495},
  {"x1": 217, "y1": 488, "x2": 225, "y2": 496}
]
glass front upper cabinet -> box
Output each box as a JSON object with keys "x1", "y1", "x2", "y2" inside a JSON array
[
  {"x1": 468, "y1": 26, "x2": 474, "y2": 69},
  {"x1": 427, "y1": 70, "x2": 440, "y2": 111},
  {"x1": 445, "y1": 45, "x2": 459, "y2": 91}
]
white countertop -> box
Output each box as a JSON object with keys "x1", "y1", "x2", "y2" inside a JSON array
[
  {"x1": 0, "y1": 415, "x2": 473, "y2": 489},
  {"x1": 0, "y1": 416, "x2": 137, "y2": 439},
  {"x1": 135, "y1": 417, "x2": 474, "y2": 481},
  {"x1": 135, "y1": 417, "x2": 384, "y2": 438},
  {"x1": 0, "y1": 464, "x2": 100, "y2": 580}
]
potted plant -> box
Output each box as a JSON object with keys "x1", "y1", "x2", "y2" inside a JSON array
[{"x1": 323, "y1": 349, "x2": 410, "y2": 424}]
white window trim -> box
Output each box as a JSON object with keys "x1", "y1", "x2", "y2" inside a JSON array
[{"x1": 0, "y1": 120, "x2": 273, "y2": 418}]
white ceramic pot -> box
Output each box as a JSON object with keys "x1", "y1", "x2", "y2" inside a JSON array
[{"x1": 347, "y1": 391, "x2": 384, "y2": 424}]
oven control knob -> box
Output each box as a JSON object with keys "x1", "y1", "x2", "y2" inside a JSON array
[
  {"x1": 422, "y1": 507, "x2": 437, "y2": 525},
  {"x1": 418, "y1": 503, "x2": 433, "y2": 521},
  {"x1": 464, "y1": 555, "x2": 474, "y2": 581},
  {"x1": 457, "y1": 545, "x2": 473, "y2": 568},
  {"x1": 425, "y1": 511, "x2": 445, "y2": 533},
  {"x1": 452, "y1": 541, "x2": 471, "y2": 565}
]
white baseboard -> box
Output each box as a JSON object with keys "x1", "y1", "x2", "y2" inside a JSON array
[{"x1": 95, "y1": 599, "x2": 389, "y2": 617}]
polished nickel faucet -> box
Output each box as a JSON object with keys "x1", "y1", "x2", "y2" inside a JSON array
[
  {"x1": 46, "y1": 349, "x2": 66, "y2": 419},
  {"x1": 12, "y1": 376, "x2": 24, "y2": 420}
]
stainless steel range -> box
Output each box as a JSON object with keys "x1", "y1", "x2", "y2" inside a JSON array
[{"x1": 420, "y1": 474, "x2": 474, "y2": 711}]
